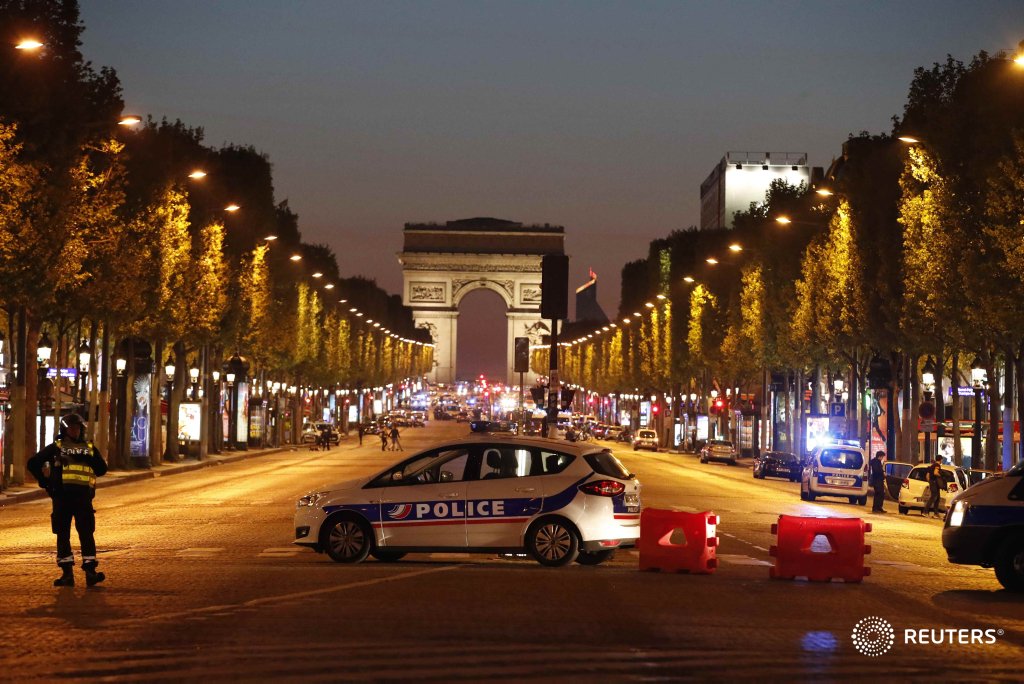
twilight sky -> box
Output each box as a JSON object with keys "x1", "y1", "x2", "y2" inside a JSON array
[{"x1": 79, "y1": 1, "x2": 1023, "y2": 379}]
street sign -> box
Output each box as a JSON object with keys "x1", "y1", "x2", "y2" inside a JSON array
[
  {"x1": 829, "y1": 402, "x2": 846, "y2": 418},
  {"x1": 921, "y1": 418, "x2": 936, "y2": 433}
]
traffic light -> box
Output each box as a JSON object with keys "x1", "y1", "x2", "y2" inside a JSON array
[
  {"x1": 712, "y1": 399, "x2": 724, "y2": 414},
  {"x1": 652, "y1": 403, "x2": 659, "y2": 414}
]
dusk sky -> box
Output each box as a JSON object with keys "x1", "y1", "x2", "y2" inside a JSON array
[{"x1": 79, "y1": 1, "x2": 1023, "y2": 378}]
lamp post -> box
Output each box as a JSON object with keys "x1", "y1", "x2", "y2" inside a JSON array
[
  {"x1": 970, "y1": 357, "x2": 986, "y2": 470},
  {"x1": 188, "y1": 358, "x2": 200, "y2": 400},
  {"x1": 211, "y1": 369, "x2": 221, "y2": 454},
  {"x1": 77, "y1": 338, "x2": 91, "y2": 406},
  {"x1": 36, "y1": 332, "x2": 53, "y2": 447},
  {"x1": 921, "y1": 356, "x2": 937, "y2": 463}
]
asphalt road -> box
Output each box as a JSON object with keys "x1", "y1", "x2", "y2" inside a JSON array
[{"x1": 0, "y1": 421, "x2": 1021, "y2": 681}]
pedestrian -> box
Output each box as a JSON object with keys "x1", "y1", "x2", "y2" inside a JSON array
[
  {"x1": 318, "y1": 425, "x2": 331, "y2": 451},
  {"x1": 924, "y1": 456, "x2": 946, "y2": 518},
  {"x1": 869, "y1": 450, "x2": 887, "y2": 513},
  {"x1": 389, "y1": 425, "x2": 402, "y2": 451},
  {"x1": 357, "y1": 423, "x2": 364, "y2": 446},
  {"x1": 380, "y1": 429, "x2": 389, "y2": 451},
  {"x1": 26, "y1": 413, "x2": 108, "y2": 587}
]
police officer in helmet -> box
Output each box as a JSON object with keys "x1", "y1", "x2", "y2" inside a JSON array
[{"x1": 27, "y1": 412, "x2": 109, "y2": 587}]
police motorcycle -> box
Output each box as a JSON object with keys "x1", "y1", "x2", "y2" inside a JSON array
[{"x1": 942, "y1": 459, "x2": 1024, "y2": 591}]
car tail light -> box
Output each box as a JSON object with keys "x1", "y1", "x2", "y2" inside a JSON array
[
  {"x1": 948, "y1": 483, "x2": 958, "y2": 493},
  {"x1": 902, "y1": 478, "x2": 910, "y2": 489},
  {"x1": 599, "y1": 540, "x2": 622, "y2": 548},
  {"x1": 579, "y1": 480, "x2": 626, "y2": 497}
]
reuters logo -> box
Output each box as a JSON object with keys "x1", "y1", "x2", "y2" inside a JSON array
[{"x1": 852, "y1": 617, "x2": 895, "y2": 657}]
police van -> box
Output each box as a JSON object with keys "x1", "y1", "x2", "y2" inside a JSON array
[
  {"x1": 942, "y1": 459, "x2": 1024, "y2": 591},
  {"x1": 294, "y1": 435, "x2": 641, "y2": 567}
]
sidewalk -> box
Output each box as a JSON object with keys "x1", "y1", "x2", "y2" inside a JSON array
[{"x1": 0, "y1": 444, "x2": 298, "y2": 507}]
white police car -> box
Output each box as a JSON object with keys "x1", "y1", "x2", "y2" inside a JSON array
[
  {"x1": 294, "y1": 435, "x2": 642, "y2": 567},
  {"x1": 942, "y1": 459, "x2": 1024, "y2": 591}
]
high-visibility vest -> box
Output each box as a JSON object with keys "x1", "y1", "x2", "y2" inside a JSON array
[{"x1": 56, "y1": 440, "x2": 97, "y2": 489}]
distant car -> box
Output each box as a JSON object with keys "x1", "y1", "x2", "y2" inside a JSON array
[
  {"x1": 302, "y1": 422, "x2": 340, "y2": 445},
  {"x1": 409, "y1": 412, "x2": 426, "y2": 427},
  {"x1": 456, "y1": 411, "x2": 470, "y2": 423},
  {"x1": 898, "y1": 463, "x2": 969, "y2": 515},
  {"x1": 700, "y1": 439, "x2": 738, "y2": 465},
  {"x1": 632, "y1": 429, "x2": 659, "y2": 451},
  {"x1": 752, "y1": 450, "x2": 799, "y2": 480},
  {"x1": 293, "y1": 435, "x2": 642, "y2": 566},
  {"x1": 604, "y1": 426, "x2": 624, "y2": 441}
]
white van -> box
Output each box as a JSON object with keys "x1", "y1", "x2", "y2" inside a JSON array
[
  {"x1": 942, "y1": 459, "x2": 1024, "y2": 591},
  {"x1": 799, "y1": 444, "x2": 869, "y2": 506}
]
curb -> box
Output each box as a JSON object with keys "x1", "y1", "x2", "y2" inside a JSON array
[{"x1": 0, "y1": 446, "x2": 292, "y2": 507}]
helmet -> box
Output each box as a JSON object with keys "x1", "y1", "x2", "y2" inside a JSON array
[{"x1": 60, "y1": 413, "x2": 85, "y2": 430}]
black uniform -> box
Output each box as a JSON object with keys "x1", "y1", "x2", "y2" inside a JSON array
[
  {"x1": 869, "y1": 453, "x2": 886, "y2": 512},
  {"x1": 27, "y1": 432, "x2": 108, "y2": 572}
]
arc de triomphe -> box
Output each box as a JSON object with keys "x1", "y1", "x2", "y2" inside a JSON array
[{"x1": 398, "y1": 217, "x2": 564, "y2": 385}]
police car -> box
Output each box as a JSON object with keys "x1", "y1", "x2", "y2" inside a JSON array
[
  {"x1": 942, "y1": 459, "x2": 1024, "y2": 591},
  {"x1": 294, "y1": 435, "x2": 641, "y2": 566}
]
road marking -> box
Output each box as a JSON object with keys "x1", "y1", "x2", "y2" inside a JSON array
[
  {"x1": 258, "y1": 547, "x2": 302, "y2": 557},
  {"x1": 176, "y1": 547, "x2": 225, "y2": 557},
  {"x1": 717, "y1": 554, "x2": 772, "y2": 566},
  {"x1": 106, "y1": 565, "x2": 459, "y2": 627},
  {"x1": 751, "y1": 545, "x2": 768, "y2": 552}
]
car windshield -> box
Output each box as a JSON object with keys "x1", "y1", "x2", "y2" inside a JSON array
[
  {"x1": 710, "y1": 440, "x2": 733, "y2": 447},
  {"x1": 585, "y1": 451, "x2": 631, "y2": 479},
  {"x1": 819, "y1": 449, "x2": 864, "y2": 470},
  {"x1": 638, "y1": 431, "x2": 656, "y2": 438}
]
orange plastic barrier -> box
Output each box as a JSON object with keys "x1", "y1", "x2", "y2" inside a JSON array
[
  {"x1": 639, "y1": 509, "x2": 719, "y2": 574},
  {"x1": 769, "y1": 515, "x2": 872, "y2": 582}
]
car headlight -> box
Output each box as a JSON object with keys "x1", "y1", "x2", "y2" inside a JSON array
[
  {"x1": 297, "y1": 491, "x2": 327, "y2": 508},
  {"x1": 949, "y1": 499, "x2": 967, "y2": 527}
]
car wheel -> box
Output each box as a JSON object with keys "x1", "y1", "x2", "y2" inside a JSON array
[
  {"x1": 858, "y1": 496, "x2": 868, "y2": 506},
  {"x1": 575, "y1": 549, "x2": 616, "y2": 566},
  {"x1": 993, "y1": 534, "x2": 1024, "y2": 592},
  {"x1": 806, "y1": 490, "x2": 816, "y2": 502},
  {"x1": 848, "y1": 497, "x2": 857, "y2": 505},
  {"x1": 633, "y1": 446, "x2": 638, "y2": 451},
  {"x1": 526, "y1": 518, "x2": 579, "y2": 567},
  {"x1": 898, "y1": 505, "x2": 909, "y2": 515},
  {"x1": 322, "y1": 514, "x2": 372, "y2": 564},
  {"x1": 370, "y1": 549, "x2": 407, "y2": 562}
]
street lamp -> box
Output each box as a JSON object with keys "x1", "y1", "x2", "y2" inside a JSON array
[
  {"x1": 164, "y1": 354, "x2": 176, "y2": 382},
  {"x1": 189, "y1": 358, "x2": 200, "y2": 399},
  {"x1": 970, "y1": 357, "x2": 986, "y2": 469},
  {"x1": 37, "y1": 331, "x2": 52, "y2": 366},
  {"x1": 78, "y1": 338, "x2": 91, "y2": 404}
]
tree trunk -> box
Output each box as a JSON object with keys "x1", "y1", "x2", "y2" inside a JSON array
[
  {"x1": 1002, "y1": 345, "x2": 1015, "y2": 472},
  {"x1": 909, "y1": 355, "x2": 921, "y2": 464},
  {"x1": 150, "y1": 339, "x2": 163, "y2": 469},
  {"x1": 1016, "y1": 346, "x2": 1024, "y2": 466},
  {"x1": 951, "y1": 353, "x2": 962, "y2": 466},
  {"x1": 985, "y1": 355, "x2": 1000, "y2": 472}
]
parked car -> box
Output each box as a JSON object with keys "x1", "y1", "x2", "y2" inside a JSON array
[
  {"x1": 293, "y1": 435, "x2": 642, "y2": 566},
  {"x1": 752, "y1": 450, "x2": 800, "y2": 480},
  {"x1": 632, "y1": 429, "x2": 659, "y2": 451},
  {"x1": 799, "y1": 444, "x2": 868, "y2": 505},
  {"x1": 898, "y1": 462, "x2": 969, "y2": 515},
  {"x1": 700, "y1": 439, "x2": 738, "y2": 465}
]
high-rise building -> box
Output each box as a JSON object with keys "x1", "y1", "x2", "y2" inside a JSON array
[
  {"x1": 575, "y1": 268, "x2": 608, "y2": 325},
  {"x1": 700, "y1": 152, "x2": 822, "y2": 230}
]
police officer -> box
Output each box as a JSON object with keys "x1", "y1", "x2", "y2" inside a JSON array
[
  {"x1": 924, "y1": 456, "x2": 946, "y2": 519},
  {"x1": 869, "y1": 450, "x2": 887, "y2": 513},
  {"x1": 27, "y1": 413, "x2": 108, "y2": 587}
]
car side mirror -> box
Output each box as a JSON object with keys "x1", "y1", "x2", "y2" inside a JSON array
[{"x1": 440, "y1": 470, "x2": 453, "y2": 483}]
